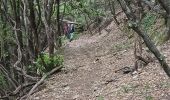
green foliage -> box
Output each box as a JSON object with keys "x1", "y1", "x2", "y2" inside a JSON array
[
  {"x1": 141, "y1": 13, "x2": 157, "y2": 32},
  {"x1": 122, "y1": 85, "x2": 130, "y2": 93},
  {"x1": 121, "y1": 85, "x2": 135, "y2": 93},
  {"x1": 159, "y1": 82, "x2": 170, "y2": 89},
  {"x1": 60, "y1": 0, "x2": 105, "y2": 25},
  {"x1": 121, "y1": 84, "x2": 138, "y2": 94},
  {"x1": 112, "y1": 40, "x2": 132, "y2": 52},
  {"x1": 97, "y1": 96, "x2": 104, "y2": 100},
  {"x1": 34, "y1": 53, "x2": 64, "y2": 75},
  {"x1": 0, "y1": 21, "x2": 13, "y2": 42},
  {"x1": 72, "y1": 32, "x2": 80, "y2": 40},
  {"x1": 0, "y1": 21, "x2": 14, "y2": 59},
  {"x1": 0, "y1": 72, "x2": 7, "y2": 89},
  {"x1": 145, "y1": 96, "x2": 153, "y2": 100},
  {"x1": 142, "y1": 84, "x2": 154, "y2": 100},
  {"x1": 60, "y1": 35, "x2": 67, "y2": 45},
  {"x1": 141, "y1": 12, "x2": 166, "y2": 45}
]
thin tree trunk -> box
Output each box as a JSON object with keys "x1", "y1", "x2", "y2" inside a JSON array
[
  {"x1": 57, "y1": 0, "x2": 62, "y2": 47},
  {"x1": 28, "y1": 0, "x2": 39, "y2": 58},
  {"x1": 117, "y1": 0, "x2": 170, "y2": 77}
]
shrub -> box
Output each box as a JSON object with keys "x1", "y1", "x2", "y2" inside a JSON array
[
  {"x1": 141, "y1": 13, "x2": 157, "y2": 32},
  {"x1": 34, "y1": 53, "x2": 64, "y2": 75},
  {"x1": 0, "y1": 72, "x2": 7, "y2": 89}
]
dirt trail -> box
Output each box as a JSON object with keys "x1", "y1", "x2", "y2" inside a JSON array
[{"x1": 32, "y1": 22, "x2": 170, "y2": 100}]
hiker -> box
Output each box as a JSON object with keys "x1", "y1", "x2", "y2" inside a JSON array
[
  {"x1": 63, "y1": 22, "x2": 69, "y2": 39},
  {"x1": 68, "y1": 23, "x2": 75, "y2": 42},
  {"x1": 62, "y1": 20, "x2": 75, "y2": 42},
  {"x1": 64, "y1": 23, "x2": 75, "y2": 42}
]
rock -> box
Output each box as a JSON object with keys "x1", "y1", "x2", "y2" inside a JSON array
[
  {"x1": 73, "y1": 94, "x2": 80, "y2": 99},
  {"x1": 64, "y1": 86, "x2": 70, "y2": 90},
  {"x1": 34, "y1": 97, "x2": 40, "y2": 100},
  {"x1": 132, "y1": 71, "x2": 138, "y2": 79}
]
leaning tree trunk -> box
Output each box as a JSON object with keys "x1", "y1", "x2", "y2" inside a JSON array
[{"x1": 117, "y1": 0, "x2": 170, "y2": 77}]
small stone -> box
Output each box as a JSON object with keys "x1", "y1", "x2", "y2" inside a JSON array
[
  {"x1": 64, "y1": 86, "x2": 70, "y2": 90},
  {"x1": 34, "y1": 97, "x2": 40, "y2": 100},
  {"x1": 94, "y1": 86, "x2": 98, "y2": 91},
  {"x1": 73, "y1": 94, "x2": 80, "y2": 99},
  {"x1": 132, "y1": 71, "x2": 138, "y2": 79}
]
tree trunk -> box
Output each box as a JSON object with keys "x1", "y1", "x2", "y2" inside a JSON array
[{"x1": 117, "y1": 0, "x2": 170, "y2": 77}]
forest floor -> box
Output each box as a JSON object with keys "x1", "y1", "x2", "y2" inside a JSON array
[{"x1": 31, "y1": 21, "x2": 170, "y2": 100}]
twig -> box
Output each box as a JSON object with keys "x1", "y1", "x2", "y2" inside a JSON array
[
  {"x1": 0, "y1": 96, "x2": 9, "y2": 99},
  {"x1": 12, "y1": 82, "x2": 36, "y2": 95},
  {"x1": 0, "y1": 64, "x2": 18, "y2": 88},
  {"x1": 22, "y1": 66, "x2": 62, "y2": 100},
  {"x1": 13, "y1": 21, "x2": 23, "y2": 73}
]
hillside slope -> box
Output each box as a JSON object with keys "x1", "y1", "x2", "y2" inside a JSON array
[{"x1": 31, "y1": 21, "x2": 170, "y2": 100}]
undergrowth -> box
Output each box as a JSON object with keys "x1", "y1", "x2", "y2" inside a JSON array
[
  {"x1": 112, "y1": 40, "x2": 132, "y2": 52},
  {"x1": 0, "y1": 72, "x2": 7, "y2": 89},
  {"x1": 141, "y1": 12, "x2": 165, "y2": 45},
  {"x1": 29, "y1": 53, "x2": 64, "y2": 75},
  {"x1": 122, "y1": 12, "x2": 166, "y2": 45}
]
